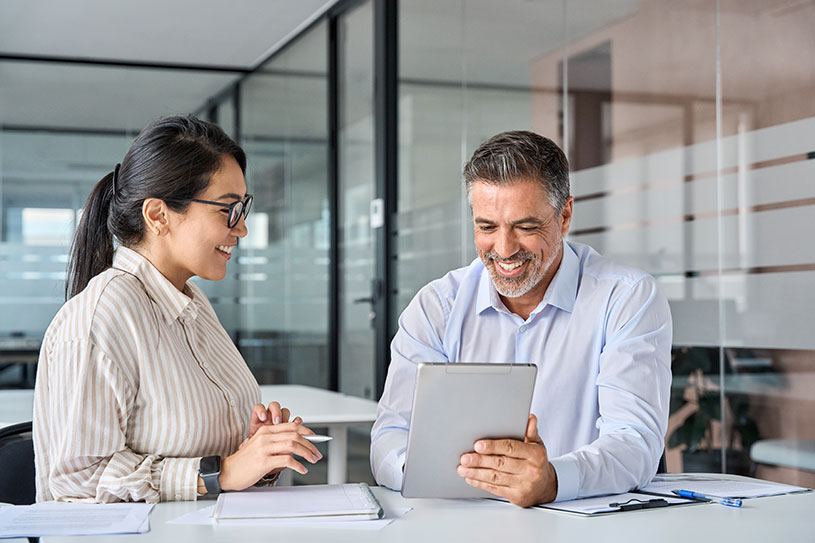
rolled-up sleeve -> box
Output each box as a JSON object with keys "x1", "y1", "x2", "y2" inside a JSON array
[{"x1": 34, "y1": 340, "x2": 200, "y2": 503}]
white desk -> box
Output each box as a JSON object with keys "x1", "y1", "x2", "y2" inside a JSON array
[
  {"x1": 36, "y1": 482, "x2": 815, "y2": 543},
  {"x1": 259, "y1": 385, "x2": 378, "y2": 484},
  {"x1": 0, "y1": 385, "x2": 377, "y2": 484}
]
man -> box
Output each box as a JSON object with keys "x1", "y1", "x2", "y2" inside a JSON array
[{"x1": 370, "y1": 131, "x2": 672, "y2": 507}]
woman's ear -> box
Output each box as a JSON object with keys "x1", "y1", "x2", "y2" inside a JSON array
[{"x1": 142, "y1": 198, "x2": 168, "y2": 236}]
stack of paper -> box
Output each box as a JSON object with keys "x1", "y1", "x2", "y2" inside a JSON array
[
  {"x1": 0, "y1": 502, "x2": 153, "y2": 538},
  {"x1": 641, "y1": 473, "x2": 810, "y2": 499}
]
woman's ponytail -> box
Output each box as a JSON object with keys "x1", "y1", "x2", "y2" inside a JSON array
[
  {"x1": 65, "y1": 170, "x2": 116, "y2": 299},
  {"x1": 64, "y1": 115, "x2": 246, "y2": 299}
]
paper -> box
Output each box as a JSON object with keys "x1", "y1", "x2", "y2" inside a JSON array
[
  {"x1": 170, "y1": 503, "x2": 411, "y2": 530},
  {"x1": 537, "y1": 492, "x2": 693, "y2": 515},
  {"x1": 215, "y1": 484, "x2": 382, "y2": 520},
  {"x1": 0, "y1": 502, "x2": 154, "y2": 538},
  {"x1": 641, "y1": 473, "x2": 811, "y2": 499}
]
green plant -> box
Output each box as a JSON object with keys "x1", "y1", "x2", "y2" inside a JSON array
[{"x1": 668, "y1": 347, "x2": 759, "y2": 456}]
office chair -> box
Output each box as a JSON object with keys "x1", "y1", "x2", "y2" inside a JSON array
[{"x1": 0, "y1": 421, "x2": 39, "y2": 543}]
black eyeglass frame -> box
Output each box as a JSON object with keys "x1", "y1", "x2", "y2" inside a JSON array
[{"x1": 190, "y1": 194, "x2": 253, "y2": 228}]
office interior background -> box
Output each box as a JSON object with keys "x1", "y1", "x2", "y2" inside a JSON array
[{"x1": 1, "y1": 0, "x2": 813, "y2": 487}]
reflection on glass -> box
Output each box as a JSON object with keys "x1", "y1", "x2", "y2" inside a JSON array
[
  {"x1": 718, "y1": 0, "x2": 815, "y2": 488},
  {"x1": 395, "y1": 0, "x2": 814, "y2": 488},
  {"x1": 396, "y1": 0, "x2": 566, "y2": 312},
  {"x1": 237, "y1": 22, "x2": 330, "y2": 388}
]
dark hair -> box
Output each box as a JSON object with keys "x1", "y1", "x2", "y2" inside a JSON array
[
  {"x1": 462, "y1": 130, "x2": 570, "y2": 212},
  {"x1": 66, "y1": 115, "x2": 246, "y2": 299}
]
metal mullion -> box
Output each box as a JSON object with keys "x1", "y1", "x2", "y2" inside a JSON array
[
  {"x1": 327, "y1": 15, "x2": 340, "y2": 392},
  {"x1": 373, "y1": 0, "x2": 398, "y2": 399}
]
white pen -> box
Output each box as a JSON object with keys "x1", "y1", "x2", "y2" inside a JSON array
[{"x1": 304, "y1": 434, "x2": 333, "y2": 443}]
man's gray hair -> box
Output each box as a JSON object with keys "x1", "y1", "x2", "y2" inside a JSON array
[{"x1": 463, "y1": 131, "x2": 570, "y2": 212}]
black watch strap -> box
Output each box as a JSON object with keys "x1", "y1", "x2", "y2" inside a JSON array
[{"x1": 199, "y1": 455, "x2": 222, "y2": 496}]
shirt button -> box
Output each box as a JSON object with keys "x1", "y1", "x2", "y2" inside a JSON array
[
  {"x1": 229, "y1": 399, "x2": 236, "y2": 407},
  {"x1": 175, "y1": 493, "x2": 182, "y2": 500},
  {"x1": 519, "y1": 325, "x2": 528, "y2": 333}
]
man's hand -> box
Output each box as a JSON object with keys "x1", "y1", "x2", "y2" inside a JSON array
[{"x1": 456, "y1": 414, "x2": 558, "y2": 507}]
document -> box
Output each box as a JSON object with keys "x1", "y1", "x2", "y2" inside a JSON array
[
  {"x1": 640, "y1": 473, "x2": 811, "y2": 499},
  {"x1": 536, "y1": 492, "x2": 693, "y2": 515},
  {"x1": 171, "y1": 503, "x2": 411, "y2": 531},
  {"x1": 214, "y1": 484, "x2": 383, "y2": 521},
  {"x1": 0, "y1": 502, "x2": 153, "y2": 538}
]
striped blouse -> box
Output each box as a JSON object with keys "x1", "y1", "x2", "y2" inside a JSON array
[{"x1": 33, "y1": 246, "x2": 261, "y2": 503}]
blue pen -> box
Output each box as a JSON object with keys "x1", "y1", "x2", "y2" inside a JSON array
[{"x1": 673, "y1": 489, "x2": 742, "y2": 508}]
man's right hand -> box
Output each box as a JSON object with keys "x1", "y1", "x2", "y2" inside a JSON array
[{"x1": 219, "y1": 422, "x2": 323, "y2": 491}]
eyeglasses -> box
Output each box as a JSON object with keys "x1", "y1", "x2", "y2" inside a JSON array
[{"x1": 190, "y1": 194, "x2": 253, "y2": 228}]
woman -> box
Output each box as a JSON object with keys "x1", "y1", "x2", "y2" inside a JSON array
[{"x1": 33, "y1": 115, "x2": 322, "y2": 503}]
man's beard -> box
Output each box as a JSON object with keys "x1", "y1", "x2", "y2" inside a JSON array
[{"x1": 480, "y1": 239, "x2": 561, "y2": 299}]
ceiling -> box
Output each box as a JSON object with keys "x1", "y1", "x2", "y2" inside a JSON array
[
  {"x1": 0, "y1": 0, "x2": 336, "y2": 131},
  {"x1": 0, "y1": 0, "x2": 644, "y2": 134},
  {"x1": 0, "y1": 0, "x2": 336, "y2": 68}
]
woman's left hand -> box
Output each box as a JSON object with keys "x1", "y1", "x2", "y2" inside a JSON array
[{"x1": 248, "y1": 401, "x2": 304, "y2": 438}]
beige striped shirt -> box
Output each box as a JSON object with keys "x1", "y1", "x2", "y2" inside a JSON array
[{"x1": 33, "y1": 246, "x2": 261, "y2": 503}]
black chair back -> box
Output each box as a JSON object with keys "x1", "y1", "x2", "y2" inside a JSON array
[{"x1": 0, "y1": 421, "x2": 36, "y2": 505}]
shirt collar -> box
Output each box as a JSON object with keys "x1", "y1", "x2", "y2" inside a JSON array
[
  {"x1": 112, "y1": 246, "x2": 199, "y2": 324},
  {"x1": 476, "y1": 239, "x2": 579, "y2": 316}
]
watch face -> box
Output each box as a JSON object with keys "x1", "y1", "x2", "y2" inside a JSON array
[{"x1": 200, "y1": 455, "x2": 221, "y2": 475}]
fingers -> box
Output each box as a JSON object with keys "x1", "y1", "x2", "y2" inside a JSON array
[
  {"x1": 525, "y1": 414, "x2": 543, "y2": 445},
  {"x1": 462, "y1": 476, "x2": 519, "y2": 503},
  {"x1": 248, "y1": 403, "x2": 272, "y2": 438},
  {"x1": 459, "y1": 453, "x2": 525, "y2": 474},
  {"x1": 267, "y1": 401, "x2": 283, "y2": 425},
  {"x1": 473, "y1": 438, "x2": 539, "y2": 460},
  {"x1": 252, "y1": 403, "x2": 269, "y2": 423},
  {"x1": 293, "y1": 416, "x2": 302, "y2": 425},
  {"x1": 281, "y1": 408, "x2": 291, "y2": 423},
  {"x1": 457, "y1": 465, "x2": 516, "y2": 488},
  {"x1": 262, "y1": 437, "x2": 323, "y2": 464},
  {"x1": 253, "y1": 421, "x2": 315, "y2": 436},
  {"x1": 252, "y1": 429, "x2": 322, "y2": 462},
  {"x1": 274, "y1": 455, "x2": 308, "y2": 475}
]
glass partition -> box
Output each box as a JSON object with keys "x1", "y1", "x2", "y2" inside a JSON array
[
  {"x1": 395, "y1": 0, "x2": 815, "y2": 488},
  {"x1": 0, "y1": 60, "x2": 239, "y2": 387},
  {"x1": 238, "y1": 21, "x2": 330, "y2": 387}
]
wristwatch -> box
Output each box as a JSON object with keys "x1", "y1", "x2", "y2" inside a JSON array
[{"x1": 199, "y1": 455, "x2": 222, "y2": 496}]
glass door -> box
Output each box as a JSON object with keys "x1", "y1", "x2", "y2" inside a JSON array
[{"x1": 337, "y1": 0, "x2": 377, "y2": 399}]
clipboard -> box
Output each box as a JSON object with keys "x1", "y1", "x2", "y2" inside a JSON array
[{"x1": 535, "y1": 491, "x2": 696, "y2": 515}]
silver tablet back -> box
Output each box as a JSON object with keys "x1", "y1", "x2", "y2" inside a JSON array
[{"x1": 401, "y1": 362, "x2": 537, "y2": 499}]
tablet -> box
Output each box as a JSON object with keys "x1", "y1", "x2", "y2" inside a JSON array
[{"x1": 401, "y1": 362, "x2": 537, "y2": 499}]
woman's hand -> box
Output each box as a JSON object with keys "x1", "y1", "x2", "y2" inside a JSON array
[
  {"x1": 219, "y1": 422, "x2": 322, "y2": 491},
  {"x1": 248, "y1": 401, "x2": 303, "y2": 439}
]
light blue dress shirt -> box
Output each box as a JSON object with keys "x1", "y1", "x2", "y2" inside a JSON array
[{"x1": 370, "y1": 240, "x2": 672, "y2": 501}]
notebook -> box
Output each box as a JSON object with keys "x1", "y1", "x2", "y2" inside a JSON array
[{"x1": 213, "y1": 484, "x2": 384, "y2": 521}]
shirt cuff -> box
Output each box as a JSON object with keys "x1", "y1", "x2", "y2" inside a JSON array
[
  {"x1": 160, "y1": 457, "x2": 201, "y2": 502},
  {"x1": 377, "y1": 448, "x2": 407, "y2": 491},
  {"x1": 550, "y1": 455, "x2": 580, "y2": 502}
]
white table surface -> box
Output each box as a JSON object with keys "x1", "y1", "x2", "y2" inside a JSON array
[
  {"x1": 0, "y1": 385, "x2": 378, "y2": 483},
  {"x1": 35, "y1": 482, "x2": 815, "y2": 543},
  {"x1": 259, "y1": 385, "x2": 378, "y2": 484},
  {"x1": 259, "y1": 385, "x2": 377, "y2": 425}
]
